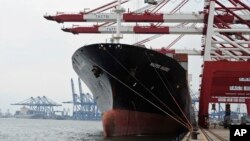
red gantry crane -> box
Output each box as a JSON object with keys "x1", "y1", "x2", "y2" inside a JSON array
[{"x1": 45, "y1": 0, "x2": 250, "y2": 128}]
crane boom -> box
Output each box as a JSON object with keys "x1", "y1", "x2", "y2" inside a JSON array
[
  {"x1": 62, "y1": 25, "x2": 204, "y2": 34},
  {"x1": 62, "y1": 25, "x2": 250, "y2": 35},
  {"x1": 44, "y1": 12, "x2": 250, "y2": 24}
]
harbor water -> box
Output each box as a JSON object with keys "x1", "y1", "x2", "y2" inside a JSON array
[
  {"x1": 0, "y1": 118, "x2": 103, "y2": 141},
  {"x1": 0, "y1": 118, "x2": 176, "y2": 141}
]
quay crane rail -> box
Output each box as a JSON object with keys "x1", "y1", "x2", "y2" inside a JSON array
[{"x1": 200, "y1": 128, "x2": 228, "y2": 141}]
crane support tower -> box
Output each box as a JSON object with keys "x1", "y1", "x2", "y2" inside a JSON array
[{"x1": 63, "y1": 78, "x2": 101, "y2": 120}]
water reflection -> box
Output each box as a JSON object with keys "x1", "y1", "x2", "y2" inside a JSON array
[
  {"x1": 0, "y1": 118, "x2": 178, "y2": 141},
  {"x1": 103, "y1": 136, "x2": 176, "y2": 141}
]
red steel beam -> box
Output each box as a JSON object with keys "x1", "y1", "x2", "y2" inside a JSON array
[
  {"x1": 246, "y1": 99, "x2": 250, "y2": 116},
  {"x1": 233, "y1": 0, "x2": 250, "y2": 12},
  {"x1": 44, "y1": 13, "x2": 84, "y2": 23},
  {"x1": 199, "y1": 61, "x2": 250, "y2": 128},
  {"x1": 62, "y1": 26, "x2": 100, "y2": 34},
  {"x1": 215, "y1": 0, "x2": 250, "y2": 27},
  {"x1": 170, "y1": 0, "x2": 189, "y2": 14},
  {"x1": 44, "y1": 0, "x2": 129, "y2": 23},
  {"x1": 214, "y1": 16, "x2": 248, "y2": 41},
  {"x1": 210, "y1": 97, "x2": 250, "y2": 103},
  {"x1": 229, "y1": 0, "x2": 237, "y2": 6},
  {"x1": 150, "y1": 0, "x2": 169, "y2": 13}
]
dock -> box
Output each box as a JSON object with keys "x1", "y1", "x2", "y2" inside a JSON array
[{"x1": 183, "y1": 127, "x2": 229, "y2": 141}]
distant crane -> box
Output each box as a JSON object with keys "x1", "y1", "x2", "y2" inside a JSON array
[
  {"x1": 63, "y1": 78, "x2": 101, "y2": 120},
  {"x1": 11, "y1": 96, "x2": 61, "y2": 118}
]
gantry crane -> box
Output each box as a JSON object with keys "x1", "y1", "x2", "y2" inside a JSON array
[
  {"x1": 45, "y1": 0, "x2": 250, "y2": 128},
  {"x1": 63, "y1": 78, "x2": 101, "y2": 120},
  {"x1": 11, "y1": 96, "x2": 62, "y2": 118}
]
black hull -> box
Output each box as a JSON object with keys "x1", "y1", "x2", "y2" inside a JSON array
[{"x1": 72, "y1": 43, "x2": 193, "y2": 136}]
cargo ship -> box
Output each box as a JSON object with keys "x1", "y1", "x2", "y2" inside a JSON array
[
  {"x1": 14, "y1": 106, "x2": 45, "y2": 119},
  {"x1": 72, "y1": 43, "x2": 195, "y2": 137}
]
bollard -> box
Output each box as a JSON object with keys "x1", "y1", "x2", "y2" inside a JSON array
[{"x1": 191, "y1": 128, "x2": 199, "y2": 140}]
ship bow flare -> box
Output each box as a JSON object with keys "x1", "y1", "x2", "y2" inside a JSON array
[{"x1": 72, "y1": 43, "x2": 193, "y2": 137}]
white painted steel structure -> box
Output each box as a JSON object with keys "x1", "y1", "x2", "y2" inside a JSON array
[{"x1": 45, "y1": 0, "x2": 250, "y2": 59}]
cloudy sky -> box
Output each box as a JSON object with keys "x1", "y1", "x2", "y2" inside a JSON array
[{"x1": 0, "y1": 0, "x2": 223, "y2": 114}]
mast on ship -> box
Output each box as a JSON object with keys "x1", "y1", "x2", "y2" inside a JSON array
[{"x1": 112, "y1": 0, "x2": 125, "y2": 43}]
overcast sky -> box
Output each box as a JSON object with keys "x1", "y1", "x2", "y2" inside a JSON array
[{"x1": 2, "y1": 0, "x2": 245, "y2": 114}]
